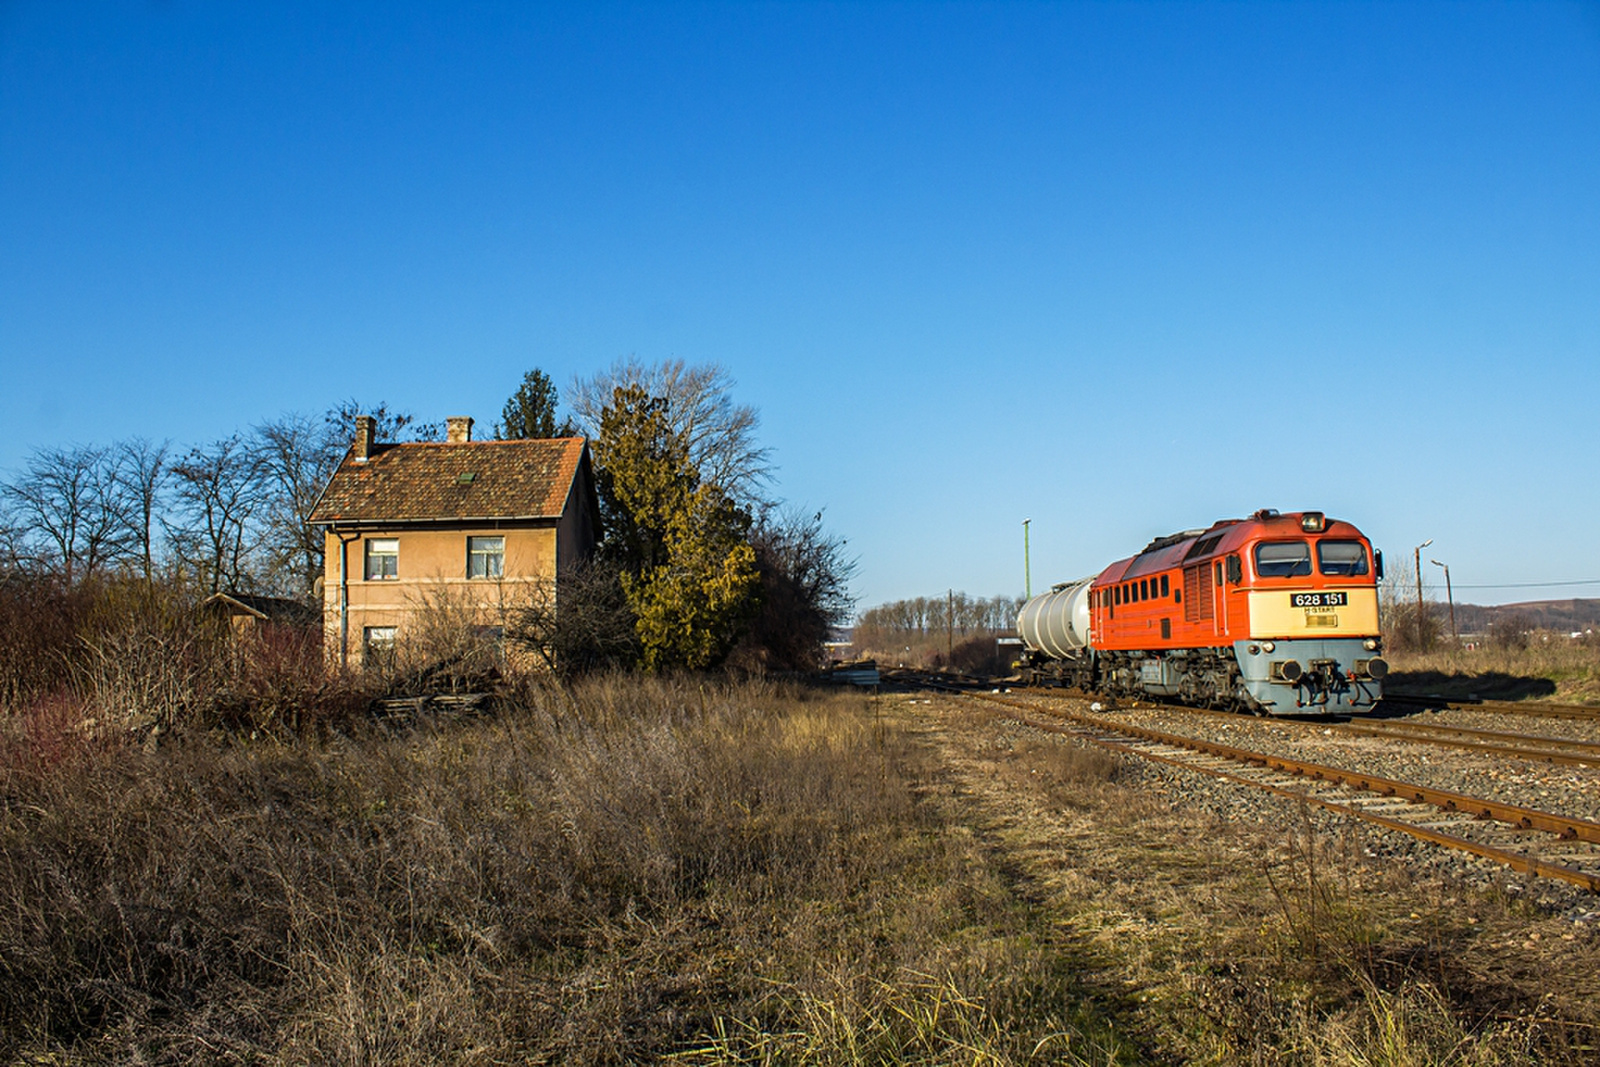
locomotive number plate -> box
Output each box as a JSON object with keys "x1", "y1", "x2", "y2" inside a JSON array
[{"x1": 1291, "y1": 592, "x2": 1347, "y2": 608}]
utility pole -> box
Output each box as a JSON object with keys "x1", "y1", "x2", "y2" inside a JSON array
[
  {"x1": 1022, "y1": 518, "x2": 1032, "y2": 600},
  {"x1": 1431, "y1": 559, "x2": 1457, "y2": 645},
  {"x1": 1413, "y1": 538, "x2": 1433, "y2": 651},
  {"x1": 947, "y1": 588, "x2": 954, "y2": 663}
]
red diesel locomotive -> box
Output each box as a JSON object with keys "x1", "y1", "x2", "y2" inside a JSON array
[{"x1": 1016, "y1": 509, "x2": 1386, "y2": 714}]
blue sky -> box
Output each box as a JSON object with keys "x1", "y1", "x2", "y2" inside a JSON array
[{"x1": 3, "y1": 1, "x2": 1598, "y2": 609}]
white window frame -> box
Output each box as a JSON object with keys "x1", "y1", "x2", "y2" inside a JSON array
[
  {"x1": 363, "y1": 626, "x2": 397, "y2": 667},
  {"x1": 467, "y1": 535, "x2": 504, "y2": 579},
  {"x1": 365, "y1": 538, "x2": 399, "y2": 580}
]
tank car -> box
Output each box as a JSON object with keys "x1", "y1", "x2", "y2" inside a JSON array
[{"x1": 1016, "y1": 510, "x2": 1387, "y2": 714}]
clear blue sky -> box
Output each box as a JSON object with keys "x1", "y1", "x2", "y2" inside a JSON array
[{"x1": 3, "y1": 1, "x2": 1598, "y2": 609}]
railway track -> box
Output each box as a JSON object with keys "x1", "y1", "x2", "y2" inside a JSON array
[
  {"x1": 1383, "y1": 692, "x2": 1600, "y2": 722},
  {"x1": 1089, "y1": 700, "x2": 1600, "y2": 769},
  {"x1": 892, "y1": 673, "x2": 1600, "y2": 893}
]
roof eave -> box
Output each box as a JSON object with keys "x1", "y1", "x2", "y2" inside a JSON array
[{"x1": 313, "y1": 513, "x2": 564, "y2": 527}]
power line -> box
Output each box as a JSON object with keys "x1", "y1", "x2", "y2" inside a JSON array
[{"x1": 1449, "y1": 579, "x2": 1600, "y2": 590}]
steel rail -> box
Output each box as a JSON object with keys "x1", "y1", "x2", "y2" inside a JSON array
[
  {"x1": 1033, "y1": 700, "x2": 1600, "y2": 842},
  {"x1": 915, "y1": 679, "x2": 1600, "y2": 892},
  {"x1": 1384, "y1": 693, "x2": 1600, "y2": 722},
  {"x1": 997, "y1": 684, "x2": 1600, "y2": 769},
  {"x1": 1090, "y1": 698, "x2": 1600, "y2": 769},
  {"x1": 1326, "y1": 719, "x2": 1600, "y2": 768},
  {"x1": 1002, "y1": 710, "x2": 1600, "y2": 892}
]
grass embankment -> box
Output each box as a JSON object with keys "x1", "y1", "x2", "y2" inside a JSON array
[
  {"x1": 1386, "y1": 640, "x2": 1600, "y2": 704},
  {"x1": 3, "y1": 679, "x2": 1597, "y2": 1062}
]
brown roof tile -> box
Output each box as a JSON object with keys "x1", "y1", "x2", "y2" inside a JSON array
[{"x1": 309, "y1": 437, "x2": 588, "y2": 525}]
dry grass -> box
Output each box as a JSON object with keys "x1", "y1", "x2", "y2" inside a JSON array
[
  {"x1": 0, "y1": 677, "x2": 1130, "y2": 1063},
  {"x1": 6, "y1": 678, "x2": 1598, "y2": 1062},
  {"x1": 1387, "y1": 638, "x2": 1600, "y2": 704},
  {"x1": 910, "y1": 696, "x2": 1600, "y2": 1066}
]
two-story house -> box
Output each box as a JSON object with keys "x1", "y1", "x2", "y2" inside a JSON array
[{"x1": 308, "y1": 414, "x2": 599, "y2": 668}]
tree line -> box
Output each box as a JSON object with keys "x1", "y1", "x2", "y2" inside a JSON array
[
  {"x1": 855, "y1": 592, "x2": 1023, "y2": 642},
  {"x1": 0, "y1": 361, "x2": 855, "y2": 676},
  {"x1": 0, "y1": 402, "x2": 423, "y2": 599}
]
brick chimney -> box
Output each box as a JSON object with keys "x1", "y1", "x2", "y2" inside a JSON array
[
  {"x1": 446, "y1": 416, "x2": 474, "y2": 443},
  {"x1": 353, "y1": 415, "x2": 376, "y2": 462}
]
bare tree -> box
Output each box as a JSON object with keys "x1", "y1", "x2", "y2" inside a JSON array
[
  {"x1": 114, "y1": 438, "x2": 170, "y2": 582},
  {"x1": 2, "y1": 443, "x2": 131, "y2": 584},
  {"x1": 0, "y1": 511, "x2": 39, "y2": 576},
  {"x1": 324, "y1": 398, "x2": 441, "y2": 445},
  {"x1": 569, "y1": 358, "x2": 772, "y2": 505},
  {"x1": 255, "y1": 412, "x2": 342, "y2": 598},
  {"x1": 169, "y1": 436, "x2": 264, "y2": 594}
]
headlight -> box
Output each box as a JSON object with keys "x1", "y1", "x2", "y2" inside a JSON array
[
  {"x1": 1363, "y1": 638, "x2": 1379, "y2": 651},
  {"x1": 1261, "y1": 640, "x2": 1276, "y2": 653}
]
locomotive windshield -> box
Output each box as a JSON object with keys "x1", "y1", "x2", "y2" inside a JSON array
[
  {"x1": 1254, "y1": 541, "x2": 1312, "y2": 577},
  {"x1": 1316, "y1": 540, "x2": 1369, "y2": 576}
]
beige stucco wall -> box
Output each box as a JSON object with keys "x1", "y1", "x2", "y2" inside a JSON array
[{"x1": 321, "y1": 524, "x2": 558, "y2": 668}]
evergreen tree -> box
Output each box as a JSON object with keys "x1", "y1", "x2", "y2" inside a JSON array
[
  {"x1": 625, "y1": 483, "x2": 759, "y2": 670},
  {"x1": 495, "y1": 369, "x2": 573, "y2": 439},
  {"x1": 593, "y1": 383, "x2": 760, "y2": 670}
]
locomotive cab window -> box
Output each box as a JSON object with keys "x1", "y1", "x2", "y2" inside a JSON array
[
  {"x1": 1254, "y1": 540, "x2": 1313, "y2": 578},
  {"x1": 1316, "y1": 540, "x2": 1369, "y2": 576},
  {"x1": 1160, "y1": 575, "x2": 1170, "y2": 597}
]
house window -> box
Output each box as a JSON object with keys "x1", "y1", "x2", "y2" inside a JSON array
[
  {"x1": 364, "y1": 626, "x2": 397, "y2": 667},
  {"x1": 365, "y1": 538, "x2": 398, "y2": 580},
  {"x1": 467, "y1": 536, "x2": 504, "y2": 579}
]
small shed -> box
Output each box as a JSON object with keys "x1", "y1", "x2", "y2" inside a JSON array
[{"x1": 201, "y1": 593, "x2": 320, "y2": 639}]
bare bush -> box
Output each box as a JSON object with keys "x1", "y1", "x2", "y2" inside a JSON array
[
  {"x1": 70, "y1": 580, "x2": 225, "y2": 733},
  {"x1": 0, "y1": 575, "x2": 92, "y2": 710},
  {"x1": 506, "y1": 559, "x2": 640, "y2": 676},
  {"x1": 930, "y1": 633, "x2": 1015, "y2": 676},
  {"x1": 1382, "y1": 600, "x2": 1443, "y2": 654},
  {"x1": 383, "y1": 579, "x2": 511, "y2": 694},
  {"x1": 1487, "y1": 612, "x2": 1533, "y2": 651},
  {"x1": 1, "y1": 575, "x2": 376, "y2": 738},
  {"x1": 208, "y1": 623, "x2": 378, "y2": 737},
  {"x1": 729, "y1": 507, "x2": 857, "y2": 672}
]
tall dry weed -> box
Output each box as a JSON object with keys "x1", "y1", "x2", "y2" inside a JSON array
[{"x1": 2, "y1": 678, "x2": 1112, "y2": 1062}]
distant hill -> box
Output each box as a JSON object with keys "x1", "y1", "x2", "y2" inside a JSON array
[{"x1": 1447, "y1": 598, "x2": 1600, "y2": 635}]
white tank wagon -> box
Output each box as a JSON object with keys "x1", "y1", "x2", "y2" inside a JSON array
[{"x1": 1016, "y1": 579, "x2": 1094, "y2": 660}]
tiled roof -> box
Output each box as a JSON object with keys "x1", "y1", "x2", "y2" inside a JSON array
[
  {"x1": 201, "y1": 593, "x2": 320, "y2": 625},
  {"x1": 309, "y1": 437, "x2": 588, "y2": 525}
]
